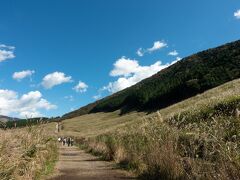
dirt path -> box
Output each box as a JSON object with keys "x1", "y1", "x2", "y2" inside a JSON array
[{"x1": 47, "y1": 146, "x2": 135, "y2": 180}]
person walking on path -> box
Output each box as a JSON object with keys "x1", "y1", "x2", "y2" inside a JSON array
[
  {"x1": 67, "y1": 137, "x2": 71, "y2": 147},
  {"x1": 62, "y1": 137, "x2": 66, "y2": 146},
  {"x1": 70, "y1": 137, "x2": 74, "y2": 146}
]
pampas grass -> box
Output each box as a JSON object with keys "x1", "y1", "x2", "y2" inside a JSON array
[
  {"x1": 77, "y1": 95, "x2": 240, "y2": 179},
  {"x1": 0, "y1": 125, "x2": 57, "y2": 180}
]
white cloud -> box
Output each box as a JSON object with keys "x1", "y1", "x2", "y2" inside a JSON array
[
  {"x1": 136, "y1": 48, "x2": 144, "y2": 57},
  {"x1": 19, "y1": 111, "x2": 42, "y2": 118},
  {"x1": 234, "y1": 9, "x2": 240, "y2": 19},
  {"x1": 102, "y1": 56, "x2": 181, "y2": 93},
  {"x1": 0, "y1": 44, "x2": 15, "y2": 62},
  {"x1": 13, "y1": 70, "x2": 35, "y2": 81},
  {"x1": 172, "y1": 57, "x2": 182, "y2": 63},
  {"x1": 0, "y1": 90, "x2": 56, "y2": 118},
  {"x1": 148, "y1": 41, "x2": 167, "y2": 52},
  {"x1": 110, "y1": 57, "x2": 139, "y2": 77},
  {"x1": 73, "y1": 81, "x2": 88, "y2": 93},
  {"x1": 42, "y1": 72, "x2": 72, "y2": 89},
  {"x1": 168, "y1": 50, "x2": 179, "y2": 56},
  {"x1": 136, "y1": 40, "x2": 167, "y2": 56},
  {"x1": 0, "y1": 44, "x2": 15, "y2": 50}
]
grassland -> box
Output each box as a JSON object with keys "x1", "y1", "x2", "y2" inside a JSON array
[
  {"x1": 54, "y1": 111, "x2": 145, "y2": 138},
  {"x1": 52, "y1": 78, "x2": 240, "y2": 179},
  {"x1": 59, "y1": 78, "x2": 240, "y2": 136},
  {"x1": 0, "y1": 125, "x2": 57, "y2": 180}
]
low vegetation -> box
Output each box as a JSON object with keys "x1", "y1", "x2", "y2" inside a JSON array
[
  {"x1": 77, "y1": 96, "x2": 240, "y2": 179},
  {"x1": 63, "y1": 79, "x2": 240, "y2": 179},
  {"x1": 57, "y1": 111, "x2": 144, "y2": 138},
  {"x1": 0, "y1": 118, "x2": 51, "y2": 129},
  {"x1": 0, "y1": 125, "x2": 57, "y2": 180}
]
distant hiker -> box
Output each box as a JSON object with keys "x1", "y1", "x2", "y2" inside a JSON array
[
  {"x1": 62, "y1": 137, "x2": 66, "y2": 146},
  {"x1": 67, "y1": 137, "x2": 71, "y2": 147},
  {"x1": 70, "y1": 138, "x2": 74, "y2": 146},
  {"x1": 58, "y1": 137, "x2": 62, "y2": 143}
]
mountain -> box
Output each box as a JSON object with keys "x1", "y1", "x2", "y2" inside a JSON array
[
  {"x1": 0, "y1": 116, "x2": 51, "y2": 128},
  {"x1": 62, "y1": 40, "x2": 240, "y2": 119},
  {"x1": 0, "y1": 115, "x2": 20, "y2": 122}
]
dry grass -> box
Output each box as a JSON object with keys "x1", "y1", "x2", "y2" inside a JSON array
[
  {"x1": 55, "y1": 111, "x2": 145, "y2": 138},
  {"x1": 80, "y1": 109, "x2": 240, "y2": 179},
  {"x1": 0, "y1": 126, "x2": 57, "y2": 180},
  {"x1": 60, "y1": 78, "x2": 240, "y2": 179},
  {"x1": 59, "y1": 79, "x2": 240, "y2": 138}
]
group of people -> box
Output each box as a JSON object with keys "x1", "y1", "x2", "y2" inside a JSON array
[{"x1": 58, "y1": 136, "x2": 74, "y2": 147}]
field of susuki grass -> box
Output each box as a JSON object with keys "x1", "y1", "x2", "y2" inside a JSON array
[
  {"x1": 81, "y1": 97, "x2": 240, "y2": 179},
  {"x1": 54, "y1": 111, "x2": 145, "y2": 138},
  {"x1": 0, "y1": 125, "x2": 57, "y2": 180},
  {"x1": 59, "y1": 78, "x2": 240, "y2": 179}
]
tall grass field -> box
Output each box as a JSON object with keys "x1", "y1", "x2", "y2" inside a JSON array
[
  {"x1": 0, "y1": 125, "x2": 57, "y2": 180},
  {"x1": 61, "y1": 78, "x2": 240, "y2": 179}
]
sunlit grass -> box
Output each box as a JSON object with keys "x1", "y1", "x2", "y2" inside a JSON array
[
  {"x1": 49, "y1": 78, "x2": 240, "y2": 179},
  {"x1": 56, "y1": 111, "x2": 145, "y2": 137},
  {"x1": 0, "y1": 126, "x2": 57, "y2": 180}
]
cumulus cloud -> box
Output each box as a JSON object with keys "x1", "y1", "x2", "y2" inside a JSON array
[
  {"x1": 136, "y1": 41, "x2": 167, "y2": 56},
  {"x1": 73, "y1": 81, "x2": 88, "y2": 93},
  {"x1": 19, "y1": 111, "x2": 42, "y2": 118},
  {"x1": 42, "y1": 72, "x2": 72, "y2": 89},
  {"x1": 12, "y1": 70, "x2": 35, "y2": 81},
  {"x1": 0, "y1": 90, "x2": 56, "y2": 118},
  {"x1": 110, "y1": 57, "x2": 139, "y2": 77},
  {"x1": 102, "y1": 56, "x2": 181, "y2": 93},
  {"x1": 234, "y1": 9, "x2": 240, "y2": 19},
  {"x1": 148, "y1": 41, "x2": 167, "y2": 52},
  {"x1": 0, "y1": 44, "x2": 15, "y2": 62},
  {"x1": 168, "y1": 50, "x2": 179, "y2": 56}
]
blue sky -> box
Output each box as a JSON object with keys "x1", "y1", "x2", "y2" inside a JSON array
[{"x1": 0, "y1": 0, "x2": 240, "y2": 118}]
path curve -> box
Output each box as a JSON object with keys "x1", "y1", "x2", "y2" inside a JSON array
[{"x1": 47, "y1": 146, "x2": 135, "y2": 180}]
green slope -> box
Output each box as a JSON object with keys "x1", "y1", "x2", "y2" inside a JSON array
[{"x1": 63, "y1": 40, "x2": 240, "y2": 119}]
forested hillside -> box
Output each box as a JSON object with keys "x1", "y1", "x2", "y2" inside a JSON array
[{"x1": 63, "y1": 40, "x2": 240, "y2": 119}]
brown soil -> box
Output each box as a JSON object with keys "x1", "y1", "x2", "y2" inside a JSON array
[{"x1": 47, "y1": 146, "x2": 136, "y2": 180}]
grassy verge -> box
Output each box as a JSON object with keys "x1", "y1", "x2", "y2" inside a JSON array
[
  {"x1": 36, "y1": 138, "x2": 58, "y2": 180},
  {"x1": 75, "y1": 95, "x2": 240, "y2": 179},
  {"x1": 0, "y1": 125, "x2": 58, "y2": 180}
]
